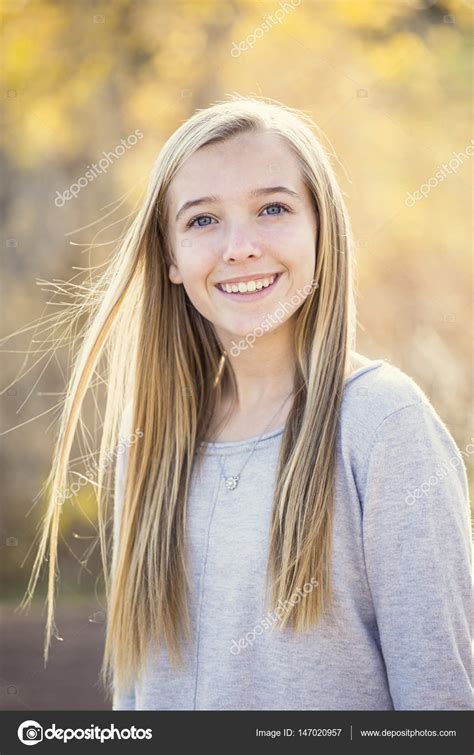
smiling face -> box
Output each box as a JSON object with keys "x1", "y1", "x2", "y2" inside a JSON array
[{"x1": 166, "y1": 129, "x2": 317, "y2": 344}]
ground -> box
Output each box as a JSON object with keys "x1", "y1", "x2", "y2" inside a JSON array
[{"x1": 0, "y1": 597, "x2": 110, "y2": 711}]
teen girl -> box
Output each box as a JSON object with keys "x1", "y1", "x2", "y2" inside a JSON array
[{"x1": 24, "y1": 95, "x2": 472, "y2": 710}]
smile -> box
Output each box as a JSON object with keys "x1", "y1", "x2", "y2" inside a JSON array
[{"x1": 215, "y1": 272, "x2": 282, "y2": 299}]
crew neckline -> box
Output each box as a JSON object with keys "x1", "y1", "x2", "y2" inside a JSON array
[{"x1": 200, "y1": 357, "x2": 386, "y2": 453}]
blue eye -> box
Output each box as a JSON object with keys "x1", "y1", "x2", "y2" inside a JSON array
[
  {"x1": 261, "y1": 202, "x2": 288, "y2": 216},
  {"x1": 187, "y1": 215, "x2": 215, "y2": 229}
]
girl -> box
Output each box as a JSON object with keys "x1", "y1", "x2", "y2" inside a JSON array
[{"x1": 23, "y1": 95, "x2": 472, "y2": 711}]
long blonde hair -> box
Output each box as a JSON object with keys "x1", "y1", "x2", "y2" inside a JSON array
[{"x1": 20, "y1": 94, "x2": 356, "y2": 701}]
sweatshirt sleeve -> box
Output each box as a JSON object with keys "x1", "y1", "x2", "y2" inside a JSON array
[
  {"x1": 111, "y1": 402, "x2": 136, "y2": 710},
  {"x1": 361, "y1": 400, "x2": 473, "y2": 710}
]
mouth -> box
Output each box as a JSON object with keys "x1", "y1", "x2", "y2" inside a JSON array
[{"x1": 215, "y1": 272, "x2": 283, "y2": 301}]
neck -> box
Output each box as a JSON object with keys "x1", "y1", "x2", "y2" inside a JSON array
[
  {"x1": 207, "y1": 320, "x2": 297, "y2": 442},
  {"x1": 218, "y1": 319, "x2": 297, "y2": 410}
]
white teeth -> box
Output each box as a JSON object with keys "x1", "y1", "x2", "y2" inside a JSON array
[{"x1": 219, "y1": 274, "x2": 277, "y2": 294}]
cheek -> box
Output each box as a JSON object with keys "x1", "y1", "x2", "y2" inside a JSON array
[
  {"x1": 272, "y1": 224, "x2": 315, "y2": 269},
  {"x1": 177, "y1": 244, "x2": 215, "y2": 281},
  {"x1": 178, "y1": 252, "x2": 218, "y2": 304}
]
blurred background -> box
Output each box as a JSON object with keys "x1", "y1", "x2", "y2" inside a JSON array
[{"x1": 1, "y1": 0, "x2": 472, "y2": 710}]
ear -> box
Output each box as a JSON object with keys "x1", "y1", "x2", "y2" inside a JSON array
[{"x1": 168, "y1": 263, "x2": 183, "y2": 285}]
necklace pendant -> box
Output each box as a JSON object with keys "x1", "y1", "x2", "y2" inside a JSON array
[{"x1": 225, "y1": 475, "x2": 239, "y2": 491}]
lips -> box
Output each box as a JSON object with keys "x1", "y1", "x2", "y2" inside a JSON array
[
  {"x1": 215, "y1": 272, "x2": 282, "y2": 301},
  {"x1": 217, "y1": 273, "x2": 278, "y2": 294}
]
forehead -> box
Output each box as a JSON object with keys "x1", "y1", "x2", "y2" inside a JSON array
[{"x1": 167, "y1": 130, "x2": 306, "y2": 213}]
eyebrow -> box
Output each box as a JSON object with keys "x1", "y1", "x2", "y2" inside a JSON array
[{"x1": 174, "y1": 186, "x2": 301, "y2": 223}]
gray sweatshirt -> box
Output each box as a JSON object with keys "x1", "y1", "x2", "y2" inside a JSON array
[{"x1": 112, "y1": 357, "x2": 473, "y2": 710}]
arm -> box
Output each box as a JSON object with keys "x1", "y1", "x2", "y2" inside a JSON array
[{"x1": 361, "y1": 401, "x2": 472, "y2": 710}]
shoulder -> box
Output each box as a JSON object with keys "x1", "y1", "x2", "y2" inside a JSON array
[
  {"x1": 339, "y1": 354, "x2": 449, "y2": 479},
  {"x1": 338, "y1": 354, "x2": 468, "y2": 503},
  {"x1": 340, "y1": 353, "x2": 429, "y2": 437}
]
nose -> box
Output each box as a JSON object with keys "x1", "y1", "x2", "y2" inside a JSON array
[{"x1": 221, "y1": 222, "x2": 262, "y2": 264}]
